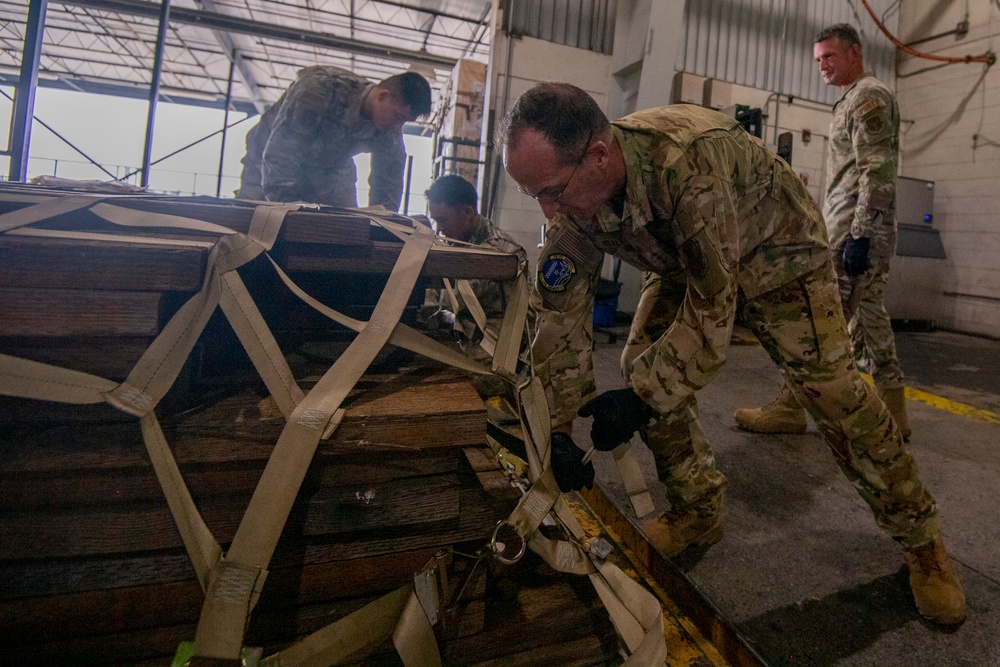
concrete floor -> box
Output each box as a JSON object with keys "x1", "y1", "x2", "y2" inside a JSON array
[{"x1": 581, "y1": 327, "x2": 1000, "y2": 667}]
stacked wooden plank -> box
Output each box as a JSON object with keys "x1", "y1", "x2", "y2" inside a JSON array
[
  {"x1": 0, "y1": 185, "x2": 622, "y2": 666},
  {"x1": 0, "y1": 185, "x2": 518, "y2": 387}
]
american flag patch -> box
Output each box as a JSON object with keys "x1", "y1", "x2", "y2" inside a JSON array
[{"x1": 553, "y1": 224, "x2": 601, "y2": 266}]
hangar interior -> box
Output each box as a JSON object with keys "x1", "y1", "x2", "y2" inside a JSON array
[{"x1": 1, "y1": 1, "x2": 999, "y2": 666}]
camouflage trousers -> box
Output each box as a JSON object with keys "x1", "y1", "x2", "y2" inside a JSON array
[
  {"x1": 833, "y1": 226, "x2": 904, "y2": 390},
  {"x1": 625, "y1": 262, "x2": 939, "y2": 548},
  {"x1": 623, "y1": 270, "x2": 727, "y2": 518}
]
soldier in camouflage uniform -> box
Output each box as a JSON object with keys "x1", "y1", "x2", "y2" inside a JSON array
[
  {"x1": 736, "y1": 24, "x2": 911, "y2": 440},
  {"x1": 499, "y1": 82, "x2": 965, "y2": 625},
  {"x1": 237, "y1": 66, "x2": 431, "y2": 211},
  {"x1": 422, "y1": 174, "x2": 527, "y2": 399}
]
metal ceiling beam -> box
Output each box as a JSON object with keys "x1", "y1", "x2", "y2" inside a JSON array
[
  {"x1": 59, "y1": 0, "x2": 459, "y2": 70},
  {"x1": 195, "y1": 0, "x2": 266, "y2": 113}
]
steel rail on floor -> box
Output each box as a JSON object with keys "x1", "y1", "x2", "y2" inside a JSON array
[{"x1": 579, "y1": 485, "x2": 771, "y2": 667}]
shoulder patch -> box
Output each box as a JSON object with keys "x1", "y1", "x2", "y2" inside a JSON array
[
  {"x1": 855, "y1": 98, "x2": 881, "y2": 118},
  {"x1": 864, "y1": 113, "x2": 886, "y2": 135},
  {"x1": 539, "y1": 254, "x2": 576, "y2": 292}
]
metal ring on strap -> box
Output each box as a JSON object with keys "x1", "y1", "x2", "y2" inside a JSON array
[{"x1": 489, "y1": 519, "x2": 527, "y2": 565}]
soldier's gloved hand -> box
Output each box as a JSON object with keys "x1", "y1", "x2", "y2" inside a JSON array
[
  {"x1": 842, "y1": 236, "x2": 872, "y2": 276},
  {"x1": 549, "y1": 432, "x2": 594, "y2": 492},
  {"x1": 578, "y1": 388, "x2": 655, "y2": 451}
]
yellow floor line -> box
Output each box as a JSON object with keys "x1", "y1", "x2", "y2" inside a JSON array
[
  {"x1": 903, "y1": 385, "x2": 1000, "y2": 425},
  {"x1": 859, "y1": 373, "x2": 1000, "y2": 425},
  {"x1": 733, "y1": 334, "x2": 1000, "y2": 425}
]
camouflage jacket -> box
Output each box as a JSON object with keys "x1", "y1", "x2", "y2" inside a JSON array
[
  {"x1": 237, "y1": 66, "x2": 406, "y2": 210},
  {"x1": 824, "y1": 72, "x2": 899, "y2": 246},
  {"x1": 532, "y1": 105, "x2": 830, "y2": 424}
]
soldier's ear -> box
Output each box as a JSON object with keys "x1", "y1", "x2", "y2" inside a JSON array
[{"x1": 591, "y1": 139, "x2": 610, "y2": 168}]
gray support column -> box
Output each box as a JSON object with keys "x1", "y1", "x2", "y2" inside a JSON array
[
  {"x1": 140, "y1": 0, "x2": 171, "y2": 189},
  {"x1": 9, "y1": 0, "x2": 48, "y2": 182},
  {"x1": 216, "y1": 54, "x2": 236, "y2": 198}
]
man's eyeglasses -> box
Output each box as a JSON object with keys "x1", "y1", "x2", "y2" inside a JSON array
[{"x1": 518, "y1": 131, "x2": 593, "y2": 204}]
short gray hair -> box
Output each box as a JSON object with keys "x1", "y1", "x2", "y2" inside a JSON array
[
  {"x1": 497, "y1": 82, "x2": 610, "y2": 165},
  {"x1": 815, "y1": 23, "x2": 861, "y2": 47}
]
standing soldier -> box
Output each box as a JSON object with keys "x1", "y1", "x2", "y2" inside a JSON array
[
  {"x1": 499, "y1": 82, "x2": 965, "y2": 625},
  {"x1": 237, "y1": 66, "x2": 431, "y2": 211},
  {"x1": 736, "y1": 24, "x2": 911, "y2": 440}
]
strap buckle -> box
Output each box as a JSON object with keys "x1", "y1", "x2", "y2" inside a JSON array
[{"x1": 489, "y1": 519, "x2": 527, "y2": 565}]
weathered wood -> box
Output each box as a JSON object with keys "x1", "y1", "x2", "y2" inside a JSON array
[
  {"x1": 0, "y1": 336, "x2": 154, "y2": 379},
  {"x1": 0, "y1": 193, "x2": 374, "y2": 247},
  {"x1": 0, "y1": 287, "x2": 165, "y2": 336},
  {"x1": 0, "y1": 487, "x2": 498, "y2": 598},
  {"x1": 0, "y1": 475, "x2": 462, "y2": 559},
  {"x1": 465, "y1": 634, "x2": 620, "y2": 667},
  {"x1": 0, "y1": 234, "x2": 208, "y2": 291},
  {"x1": 441, "y1": 579, "x2": 620, "y2": 665},
  {"x1": 2, "y1": 451, "x2": 460, "y2": 508},
  {"x1": 339, "y1": 577, "x2": 620, "y2": 667},
  {"x1": 0, "y1": 187, "x2": 615, "y2": 667},
  {"x1": 3, "y1": 548, "x2": 445, "y2": 643},
  {"x1": 284, "y1": 241, "x2": 519, "y2": 280}
]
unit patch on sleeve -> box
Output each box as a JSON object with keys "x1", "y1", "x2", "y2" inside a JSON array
[
  {"x1": 539, "y1": 254, "x2": 576, "y2": 291},
  {"x1": 855, "y1": 98, "x2": 881, "y2": 118}
]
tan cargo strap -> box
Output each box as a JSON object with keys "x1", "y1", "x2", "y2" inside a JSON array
[
  {"x1": 615, "y1": 442, "x2": 657, "y2": 518},
  {"x1": 0, "y1": 199, "x2": 441, "y2": 663},
  {"x1": 442, "y1": 277, "x2": 462, "y2": 316},
  {"x1": 260, "y1": 584, "x2": 438, "y2": 667},
  {"x1": 0, "y1": 194, "x2": 664, "y2": 665},
  {"x1": 218, "y1": 270, "x2": 304, "y2": 418},
  {"x1": 141, "y1": 413, "x2": 223, "y2": 590},
  {"x1": 0, "y1": 353, "x2": 118, "y2": 404},
  {"x1": 0, "y1": 194, "x2": 105, "y2": 232},
  {"x1": 193, "y1": 219, "x2": 435, "y2": 659},
  {"x1": 454, "y1": 278, "x2": 498, "y2": 356},
  {"x1": 499, "y1": 365, "x2": 668, "y2": 665},
  {"x1": 263, "y1": 254, "x2": 489, "y2": 377},
  {"x1": 492, "y1": 271, "x2": 529, "y2": 376}
]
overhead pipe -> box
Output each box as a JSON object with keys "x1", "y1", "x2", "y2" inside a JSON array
[{"x1": 859, "y1": 0, "x2": 994, "y2": 66}]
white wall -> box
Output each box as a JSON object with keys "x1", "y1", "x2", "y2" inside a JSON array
[
  {"x1": 486, "y1": 33, "x2": 613, "y2": 275},
  {"x1": 485, "y1": 1, "x2": 834, "y2": 317},
  {"x1": 896, "y1": 4, "x2": 1000, "y2": 337},
  {"x1": 671, "y1": 73, "x2": 833, "y2": 204}
]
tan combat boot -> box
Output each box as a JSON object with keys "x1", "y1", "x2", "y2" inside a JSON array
[
  {"x1": 639, "y1": 510, "x2": 724, "y2": 557},
  {"x1": 878, "y1": 385, "x2": 912, "y2": 442},
  {"x1": 904, "y1": 535, "x2": 967, "y2": 625},
  {"x1": 733, "y1": 382, "x2": 807, "y2": 434}
]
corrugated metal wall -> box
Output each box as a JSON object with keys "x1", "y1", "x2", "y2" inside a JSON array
[
  {"x1": 503, "y1": 0, "x2": 617, "y2": 55},
  {"x1": 680, "y1": 0, "x2": 899, "y2": 105}
]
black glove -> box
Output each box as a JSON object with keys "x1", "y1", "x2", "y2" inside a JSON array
[
  {"x1": 578, "y1": 388, "x2": 655, "y2": 451},
  {"x1": 549, "y1": 431, "x2": 594, "y2": 492},
  {"x1": 842, "y1": 236, "x2": 871, "y2": 276}
]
